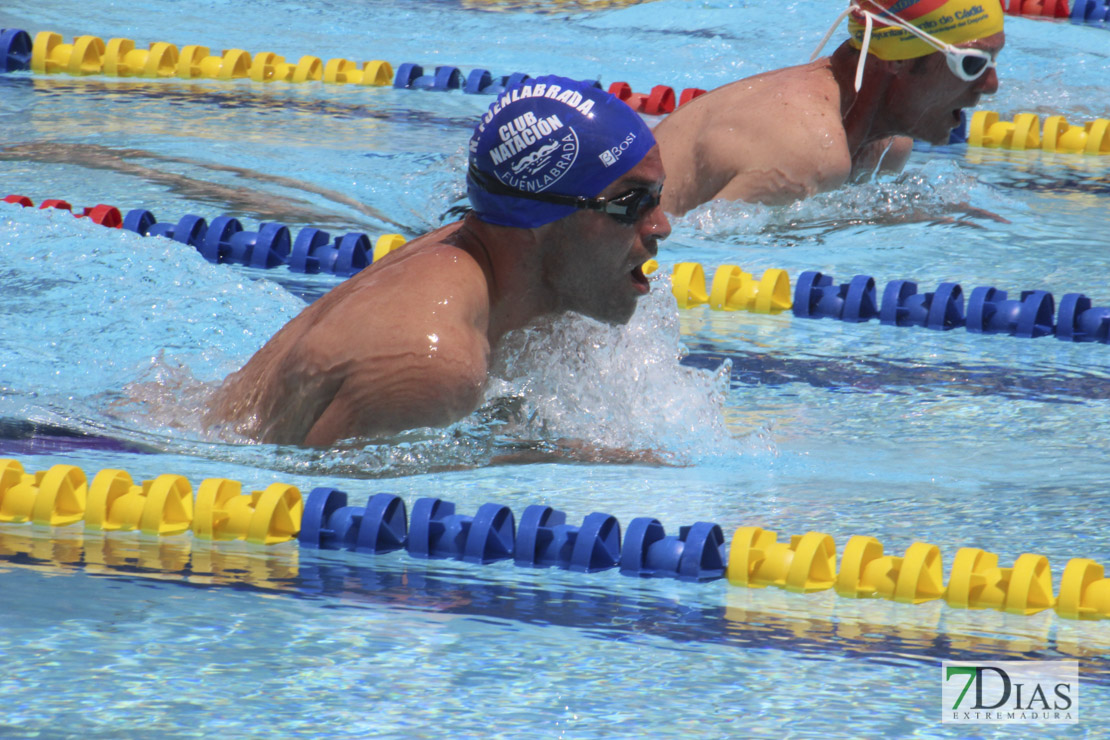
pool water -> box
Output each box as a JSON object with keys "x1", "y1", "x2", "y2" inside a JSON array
[{"x1": 1, "y1": 0, "x2": 1109, "y2": 737}]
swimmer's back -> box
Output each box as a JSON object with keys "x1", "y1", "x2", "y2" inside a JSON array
[{"x1": 656, "y1": 61, "x2": 852, "y2": 212}]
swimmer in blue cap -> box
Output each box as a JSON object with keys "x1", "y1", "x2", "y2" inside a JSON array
[{"x1": 207, "y1": 75, "x2": 669, "y2": 446}]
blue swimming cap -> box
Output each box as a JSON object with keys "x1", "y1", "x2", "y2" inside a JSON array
[{"x1": 467, "y1": 75, "x2": 656, "y2": 229}]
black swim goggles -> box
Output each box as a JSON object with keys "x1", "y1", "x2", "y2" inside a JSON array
[{"x1": 468, "y1": 164, "x2": 661, "y2": 226}]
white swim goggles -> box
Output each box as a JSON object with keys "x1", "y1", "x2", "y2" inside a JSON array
[{"x1": 811, "y1": 1, "x2": 997, "y2": 92}]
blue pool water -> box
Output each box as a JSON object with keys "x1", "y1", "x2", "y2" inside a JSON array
[{"x1": 1, "y1": 0, "x2": 1109, "y2": 737}]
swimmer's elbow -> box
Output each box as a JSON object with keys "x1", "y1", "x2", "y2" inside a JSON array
[
  {"x1": 715, "y1": 173, "x2": 815, "y2": 207},
  {"x1": 304, "y1": 348, "x2": 489, "y2": 446}
]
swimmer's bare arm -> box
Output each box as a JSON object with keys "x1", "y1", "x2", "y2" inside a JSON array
[
  {"x1": 710, "y1": 128, "x2": 853, "y2": 206},
  {"x1": 298, "y1": 247, "x2": 493, "y2": 446},
  {"x1": 850, "y1": 136, "x2": 914, "y2": 180},
  {"x1": 214, "y1": 241, "x2": 494, "y2": 447},
  {"x1": 658, "y1": 66, "x2": 856, "y2": 210},
  {"x1": 702, "y1": 91, "x2": 854, "y2": 206},
  {"x1": 489, "y1": 438, "x2": 668, "y2": 466},
  {"x1": 302, "y1": 329, "x2": 490, "y2": 446},
  {"x1": 659, "y1": 117, "x2": 833, "y2": 210}
]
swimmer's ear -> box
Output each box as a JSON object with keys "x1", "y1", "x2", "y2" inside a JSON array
[
  {"x1": 889, "y1": 56, "x2": 932, "y2": 77},
  {"x1": 877, "y1": 57, "x2": 908, "y2": 75}
]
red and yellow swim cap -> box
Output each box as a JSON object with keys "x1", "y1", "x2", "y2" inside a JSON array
[{"x1": 848, "y1": 0, "x2": 1005, "y2": 60}]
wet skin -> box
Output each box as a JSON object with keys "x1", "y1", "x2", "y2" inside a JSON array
[
  {"x1": 541, "y1": 147, "x2": 670, "y2": 326},
  {"x1": 207, "y1": 147, "x2": 670, "y2": 447}
]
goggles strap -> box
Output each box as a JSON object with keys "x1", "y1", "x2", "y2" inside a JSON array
[
  {"x1": 854, "y1": 10, "x2": 874, "y2": 92},
  {"x1": 809, "y1": 5, "x2": 855, "y2": 62},
  {"x1": 469, "y1": 164, "x2": 592, "y2": 209}
]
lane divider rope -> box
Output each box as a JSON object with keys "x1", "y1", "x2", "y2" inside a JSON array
[
  {"x1": 3, "y1": 195, "x2": 407, "y2": 276},
  {"x1": 669, "y1": 261, "x2": 1110, "y2": 345},
  {"x1": 0, "y1": 458, "x2": 1106, "y2": 620},
  {"x1": 0, "y1": 28, "x2": 707, "y2": 110},
  {"x1": 2, "y1": 28, "x2": 1105, "y2": 157},
  {"x1": 8, "y1": 199, "x2": 1110, "y2": 347},
  {"x1": 1003, "y1": 0, "x2": 1110, "y2": 27},
  {"x1": 969, "y1": 110, "x2": 1110, "y2": 155}
]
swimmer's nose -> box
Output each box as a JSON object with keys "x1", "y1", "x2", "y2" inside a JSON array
[
  {"x1": 974, "y1": 66, "x2": 999, "y2": 96},
  {"x1": 640, "y1": 205, "x2": 670, "y2": 256}
]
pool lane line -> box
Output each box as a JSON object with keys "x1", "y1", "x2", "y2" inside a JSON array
[
  {"x1": 668, "y1": 261, "x2": 1110, "y2": 346},
  {"x1": 5, "y1": 26, "x2": 1110, "y2": 157},
  {"x1": 8, "y1": 195, "x2": 1110, "y2": 347},
  {"x1": 1, "y1": 28, "x2": 708, "y2": 115},
  {"x1": 3, "y1": 195, "x2": 408, "y2": 278},
  {"x1": 5, "y1": 535, "x2": 1110, "y2": 680},
  {"x1": 969, "y1": 111, "x2": 1110, "y2": 155},
  {"x1": 681, "y1": 342, "x2": 1110, "y2": 403},
  {"x1": 0, "y1": 418, "x2": 155, "y2": 456},
  {"x1": 0, "y1": 457, "x2": 1108, "y2": 621}
]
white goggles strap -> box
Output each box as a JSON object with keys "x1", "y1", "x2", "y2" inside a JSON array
[
  {"x1": 809, "y1": 5, "x2": 855, "y2": 62},
  {"x1": 854, "y1": 11, "x2": 873, "y2": 92}
]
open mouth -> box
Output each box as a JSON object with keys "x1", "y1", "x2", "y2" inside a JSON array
[{"x1": 631, "y1": 263, "x2": 650, "y2": 294}]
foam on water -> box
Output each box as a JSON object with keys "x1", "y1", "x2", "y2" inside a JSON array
[
  {"x1": 487, "y1": 275, "x2": 739, "y2": 462},
  {"x1": 677, "y1": 156, "x2": 1011, "y2": 245}
]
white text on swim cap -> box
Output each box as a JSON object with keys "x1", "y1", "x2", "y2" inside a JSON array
[
  {"x1": 479, "y1": 82, "x2": 597, "y2": 131},
  {"x1": 497, "y1": 131, "x2": 579, "y2": 192},
  {"x1": 489, "y1": 111, "x2": 566, "y2": 167},
  {"x1": 598, "y1": 131, "x2": 639, "y2": 168}
]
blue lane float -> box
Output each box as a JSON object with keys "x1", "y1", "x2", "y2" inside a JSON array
[
  {"x1": 0, "y1": 28, "x2": 32, "y2": 72},
  {"x1": 296, "y1": 487, "x2": 726, "y2": 582},
  {"x1": 1071, "y1": 0, "x2": 1110, "y2": 26},
  {"x1": 407, "y1": 498, "x2": 515, "y2": 565},
  {"x1": 1057, "y1": 293, "x2": 1110, "y2": 342},
  {"x1": 792, "y1": 270, "x2": 1110, "y2": 344},
  {"x1": 200, "y1": 216, "x2": 291, "y2": 269},
  {"x1": 794, "y1": 272, "x2": 879, "y2": 323},
  {"x1": 393, "y1": 63, "x2": 462, "y2": 91},
  {"x1": 289, "y1": 228, "x2": 372, "y2": 277},
  {"x1": 620, "y1": 518, "x2": 728, "y2": 582},
  {"x1": 143, "y1": 212, "x2": 208, "y2": 248},
  {"x1": 515, "y1": 505, "x2": 621, "y2": 573},
  {"x1": 393, "y1": 62, "x2": 528, "y2": 93},
  {"x1": 299, "y1": 488, "x2": 408, "y2": 554},
  {"x1": 464, "y1": 69, "x2": 531, "y2": 96},
  {"x1": 120, "y1": 207, "x2": 380, "y2": 277},
  {"x1": 880, "y1": 280, "x2": 965, "y2": 330},
  {"x1": 967, "y1": 286, "x2": 1055, "y2": 338}
]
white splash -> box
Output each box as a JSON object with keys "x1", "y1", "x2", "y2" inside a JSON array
[{"x1": 486, "y1": 275, "x2": 738, "y2": 463}]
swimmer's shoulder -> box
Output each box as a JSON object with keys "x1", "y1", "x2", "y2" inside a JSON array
[
  {"x1": 666, "y1": 61, "x2": 842, "y2": 145},
  {"x1": 328, "y1": 223, "x2": 491, "y2": 331},
  {"x1": 341, "y1": 222, "x2": 487, "y2": 294},
  {"x1": 294, "y1": 222, "x2": 492, "y2": 368},
  {"x1": 691, "y1": 59, "x2": 831, "y2": 106}
]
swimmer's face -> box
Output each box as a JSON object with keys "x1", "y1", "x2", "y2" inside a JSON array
[
  {"x1": 543, "y1": 145, "x2": 670, "y2": 325},
  {"x1": 893, "y1": 31, "x2": 1004, "y2": 145}
]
